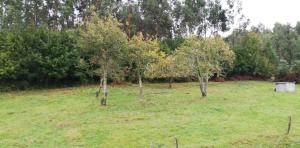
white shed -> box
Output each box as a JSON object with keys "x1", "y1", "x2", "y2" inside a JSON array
[{"x1": 275, "y1": 82, "x2": 296, "y2": 92}]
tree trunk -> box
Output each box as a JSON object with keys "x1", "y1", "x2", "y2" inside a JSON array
[
  {"x1": 101, "y1": 70, "x2": 108, "y2": 106},
  {"x1": 100, "y1": 78, "x2": 103, "y2": 92},
  {"x1": 204, "y1": 74, "x2": 208, "y2": 96},
  {"x1": 198, "y1": 74, "x2": 207, "y2": 97},
  {"x1": 138, "y1": 74, "x2": 144, "y2": 100},
  {"x1": 168, "y1": 77, "x2": 173, "y2": 89},
  {"x1": 96, "y1": 78, "x2": 103, "y2": 98}
]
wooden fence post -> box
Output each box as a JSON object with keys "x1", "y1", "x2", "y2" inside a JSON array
[
  {"x1": 150, "y1": 142, "x2": 154, "y2": 148},
  {"x1": 286, "y1": 115, "x2": 292, "y2": 135},
  {"x1": 175, "y1": 137, "x2": 178, "y2": 148}
]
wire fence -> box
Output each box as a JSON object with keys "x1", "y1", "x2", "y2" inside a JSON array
[{"x1": 148, "y1": 115, "x2": 300, "y2": 147}]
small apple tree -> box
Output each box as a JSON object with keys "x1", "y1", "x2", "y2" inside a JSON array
[
  {"x1": 178, "y1": 37, "x2": 235, "y2": 97},
  {"x1": 78, "y1": 14, "x2": 127, "y2": 105},
  {"x1": 128, "y1": 33, "x2": 162, "y2": 99}
]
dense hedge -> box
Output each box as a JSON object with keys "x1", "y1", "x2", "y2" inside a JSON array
[{"x1": 0, "y1": 27, "x2": 91, "y2": 86}]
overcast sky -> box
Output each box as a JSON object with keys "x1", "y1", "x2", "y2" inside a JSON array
[{"x1": 241, "y1": 0, "x2": 300, "y2": 29}]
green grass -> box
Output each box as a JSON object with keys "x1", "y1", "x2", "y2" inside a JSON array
[{"x1": 1, "y1": 81, "x2": 300, "y2": 147}]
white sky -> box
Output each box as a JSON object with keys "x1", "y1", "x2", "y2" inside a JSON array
[{"x1": 241, "y1": 0, "x2": 300, "y2": 29}]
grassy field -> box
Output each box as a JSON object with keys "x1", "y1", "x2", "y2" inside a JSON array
[{"x1": 1, "y1": 81, "x2": 300, "y2": 147}]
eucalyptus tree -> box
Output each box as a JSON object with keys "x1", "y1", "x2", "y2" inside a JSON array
[
  {"x1": 0, "y1": 0, "x2": 24, "y2": 30},
  {"x1": 139, "y1": 0, "x2": 173, "y2": 38},
  {"x1": 0, "y1": 0, "x2": 3, "y2": 29},
  {"x1": 78, "y1": 13, "x2": 127, "y2": 105},
  {"x1": 272, "y1": 23, "x2": 298, "y2": 67},
  {"x1": 60, "y1": 0, "x2": 76, "y2": 28},
  {"x1": 296, "y1": 22, "x2": 300, "y2": 35},
  {"x1": 173, "y1": 0, "x2": 240, "y2": 37},
  {"x1": 172, "y1": 0, "x2": 206, "y2": 36},
  {"x1": 117, "y1": 0, "x2": 142, "y2": 38}
]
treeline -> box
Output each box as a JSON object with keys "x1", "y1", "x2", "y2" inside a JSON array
[
  {"x1": 0, "y1": 0, "x2": 241, "y2": 89},
  {"x1": 1, "y1": 0, "x2": 300, "y2": 91},
  {"x1": 0, "y1": 0, "x2": 241, "y2": 36},
  {"x1": 227, "y1": 23, "x2": 300, "y2": 81}
]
